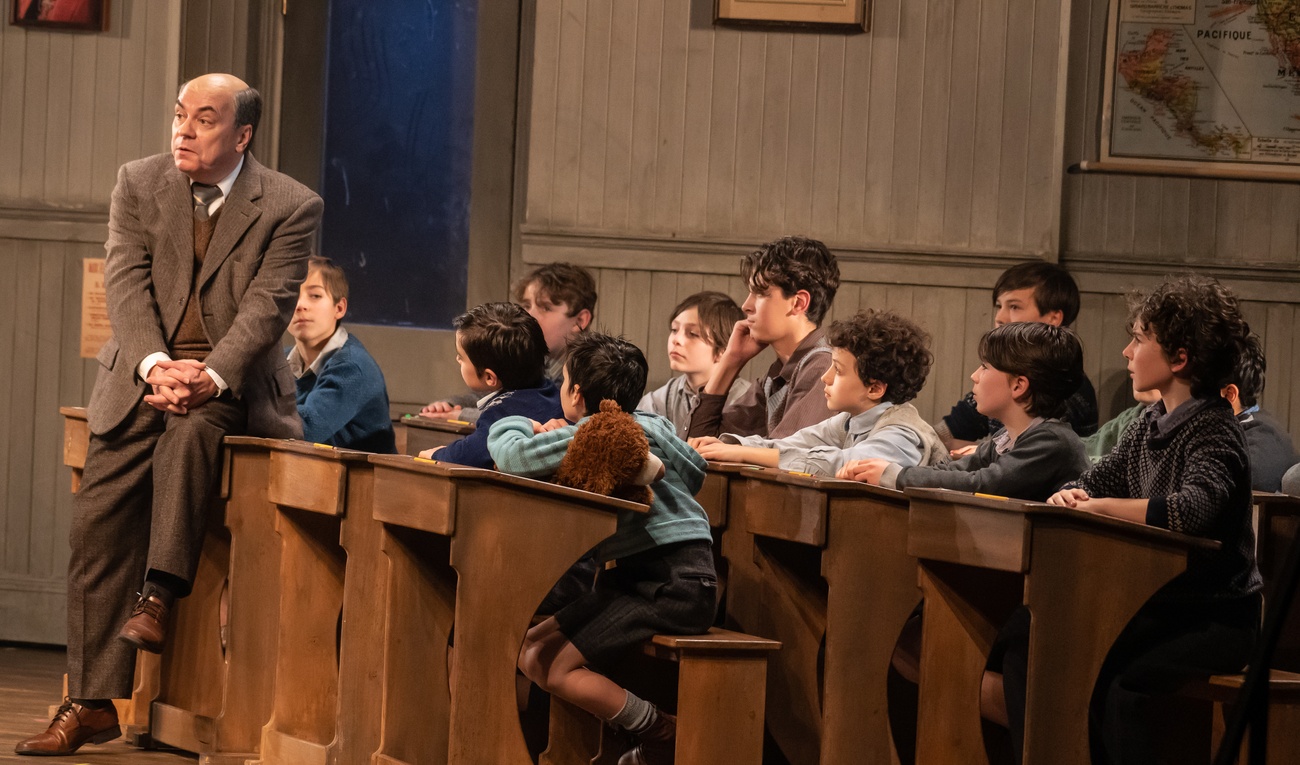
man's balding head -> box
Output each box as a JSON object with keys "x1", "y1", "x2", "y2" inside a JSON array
[{"x1": 172, "y1": 74, "x2": 262, "y2": 184}]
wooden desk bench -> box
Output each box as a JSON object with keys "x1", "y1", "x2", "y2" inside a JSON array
[
  {"x1": 367, "y1": 454, "x2": 646, "y2": 765},
  {"x1": 726, "y1": 468, "x2": 914, "y2": 765},
  {"x1": 542, "y1": 627, "x2": 781, "y2": 765},
  {"x1": 148, "y1": 437, "x2": 285, "y2": 765},
  {"x1": 395, "y1": 413, "x2": 475, "y2": 457},
  {"x1": 1182, "y1": 669, "x2": 1300, "y2": 764},
  {"x1": 250, "y1": 441, "x2": 382, "y2": 765},
  {"x1": 906, "y1": 487, "x2": 1216, "y2": 765}
]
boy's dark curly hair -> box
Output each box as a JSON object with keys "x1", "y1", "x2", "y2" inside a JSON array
[
  {"x1": 564, "y1": 332, "x2": 649, "y2": 416},
  {"x1": 1232, "y1": 334, "x2": 1265, "y2": 409},
  {"x1": 825, "y1": 309, "x2": 933, "y2": 405},
  {"x1": 979, "y1": 322, "x2": 1085, "y2": 418},
  {"x1": 740, "y1": 236, "x2": 840, "y2": 326},
  {"x1": 1128, "y1": 276, "x2": 1251, "y2": 398}
]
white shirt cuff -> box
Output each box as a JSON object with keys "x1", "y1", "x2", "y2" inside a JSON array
[
  {"x1": 205, "y1": 366, "x2": 229, "y2": 393},
  {"x1": 137, "y1": 352, "x2": 173, "y2": 382}
]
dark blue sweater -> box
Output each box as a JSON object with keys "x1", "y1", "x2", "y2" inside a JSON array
[
  {"x1": 436, "y1": 380, "x2": 564, "y2": 468},
  {"x1": 295, "y1": 334, "x2": 397, "y2": 454}
]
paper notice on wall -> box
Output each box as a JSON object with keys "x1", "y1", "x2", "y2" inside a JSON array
[
  {"x1": 81, "y1": 258, "x2": 111, "y2": 359},
  {"x1": 1120, "y1": 0, "x2": 1196, "y2": 24}
]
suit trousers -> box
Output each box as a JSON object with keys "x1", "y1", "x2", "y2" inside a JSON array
[{"x1": 67, "y1": 396, "x2": 246, "y2": 699}]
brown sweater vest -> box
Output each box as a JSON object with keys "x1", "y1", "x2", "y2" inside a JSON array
[{"x1": 170, "y1": 209, "x2": 221, "y2": 361}]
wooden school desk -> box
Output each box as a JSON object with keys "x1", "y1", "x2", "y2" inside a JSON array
[
  {"x1": 723, "y1": 467, "x2": 915, "y2": 765},
  {"x1": 147, "y1": 437, "x2": 285, "y2": 765},
  {"x1": 395, "y1": 413, "x2": 475, "y2": 456},
  {"x1": 366, "y1": 453, "x2": 645, "y2": 765},
  {"x1": 1254, "y1": 490, "x2": 1300, "y2": 669},
  {"x1": 250, "y1": 440, "x2": 382, "y2": 765},
  {"x1": 906, "y1": 488, "x2": 1217, "y2": 765}
]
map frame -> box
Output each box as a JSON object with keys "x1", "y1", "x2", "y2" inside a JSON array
[{"x1": 1099, "y1": 0, "x2": 1300, "y2": 181}]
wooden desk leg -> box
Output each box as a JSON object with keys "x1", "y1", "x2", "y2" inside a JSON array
[
  {"x1": 334, "y1": 470, "x2": 384, "y2": 765},
  {"x1": 1020, "y1": 526, "x2": 1189, "y2": 765},
  {"x1": 374, "y1": 526, "x2": 456, "y2": 765},
  {"x1": 675, "y1": 652, "x2": 769, "y2": 765},
  {"x1": 446, "y1": 487, "x2": 620, "y2": 765},
  {"x1": 822, "y1": 505, "x2": 918, "y2": 765},
  {"x1": 915, "y1": 562, "x2": 1016, "y2": 765},
  {"x1": 721, "y1": 487, "x2": 764, "y2": 635},
  {"x1": 257, "y1": 509, "x2": 346, "y2": 764},
  {"x1": 540, "y1": 696, "x2": 604, "y2": 765},
  {"x1": 753, "y1": 544, "x2": 824, "y2": 765}
]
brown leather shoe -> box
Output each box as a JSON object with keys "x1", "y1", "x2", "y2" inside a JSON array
[
  {"x1": 117, "y1": 593, "x2": 169, "y2": 653},
  {"x1": 14, "y1": 698, "x2": 121, "y2": 755},
  {"x1": 618, "y1": 711, "x2": 677, "y2": 765}
]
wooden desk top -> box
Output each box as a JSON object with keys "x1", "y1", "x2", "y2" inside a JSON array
[
  {"x1": 397, "y1": 413, "x2": 476, "y2": 435},
  {"x1": 905, "y1": 487, "x2": 1218, "y2": 573},
  {"x1": 733, "y1": 466, "x2": 906, "y2": 547}
]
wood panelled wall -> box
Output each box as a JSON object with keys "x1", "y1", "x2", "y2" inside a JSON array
[
  {"x1": 518, "y1": 0, "x2": 1300, "y2": 439},
  {"x1": 0, "y1": 0, "x2": 181, "y2": 644}
]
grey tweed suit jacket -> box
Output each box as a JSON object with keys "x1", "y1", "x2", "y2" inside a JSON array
[{"x1": 87, "y1": 152, "x2": 324, "y2": 437}]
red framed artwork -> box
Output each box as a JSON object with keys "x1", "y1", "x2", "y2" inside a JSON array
[{"x1": 11, "y1": 0, "x2": 108, "y2": 31}]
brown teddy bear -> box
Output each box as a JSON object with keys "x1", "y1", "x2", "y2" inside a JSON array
[{"x1": 554, "y1": 400, "x2": 659, "y2": 505}]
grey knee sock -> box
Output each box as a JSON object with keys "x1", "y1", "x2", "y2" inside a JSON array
[{"x1": 609, "y1": 690, "x2": 657, "y2": 733}]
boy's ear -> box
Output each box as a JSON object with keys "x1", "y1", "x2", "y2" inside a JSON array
[
  {"x1": 1221, "y1": 383, "x2": 1240, "y2": 407},
  {"x1": 1041, "y1": 309, "x2": 1064, "y2": 327},
  {"x1": 1010, "y1": 374, "x2": 1031, "y2": 402},
  {"x1": 788, "y1": 289, "x2": 811, "y2": 317},
  {"x1": 333, "y1": 297, "x2": 348, "y2": 321},
  {"x1": 865, "y1": 379, "x2": 888, "y2": 401},
  {"x1": 572, "y1": 309, "x2": 592, "y2": 332},
  {"x1": 480, "y1": 367, "x2": 501, "y2": 389},
  {"x1": 1169, "y1": 348, "x2": 1189, "y2": 374}
]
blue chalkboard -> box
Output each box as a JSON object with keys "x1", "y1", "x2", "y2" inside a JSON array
[{"x1": 320, "y1": 0, "x2": 477, "y2": 328}]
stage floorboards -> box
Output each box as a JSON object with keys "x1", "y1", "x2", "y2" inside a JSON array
[{"x1": 0, "y1": 644, "x2": 194, "y2": 763}]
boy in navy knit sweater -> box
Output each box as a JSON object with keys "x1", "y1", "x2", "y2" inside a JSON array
[
  {"x1": 419, "y1": 302, "x2": 563, "y2": 468},
  {"x1": 1034, "y1": 276, "x2": 1262, "y2": 765},
  {"x1": 287, "y1": 257, "x2": 396, "y2": 453},
  {"x1": 488, "y1": 332, "x2": 715, "y2": 765}
]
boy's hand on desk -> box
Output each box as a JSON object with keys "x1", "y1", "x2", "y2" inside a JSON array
[
  {"x1": 687, "y1": 436, "x2": 719, "y2": 450},
  {"x1": 420, "y1": 401, "x2": 462, "y2": 418},
  {"x1": 837, "y1": 458, "x2": 889, "y2": 485},
  {"x1": 534, "y1": 418, "x2": 570, "y2": 434},
  {"x1": 417, "y1": 446, "x2": 443, "y2": 459},
  {"x1": 1047, "y1": 488, "x2": 1091, "y2": 508},
  {"x1": 693, "y1": 440, "x2": 742, "y2": 462}
]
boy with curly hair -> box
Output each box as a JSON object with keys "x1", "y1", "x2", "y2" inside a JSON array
[
  {"x1": 687, "y1": 236, "x2": 841, "y2": 440},
  {"x1": 1034, "y1": 275, "x2": 1262, "y2": 765},
  {"x1": 691, "y1": 309, "x2": 947, "y2": 475}
]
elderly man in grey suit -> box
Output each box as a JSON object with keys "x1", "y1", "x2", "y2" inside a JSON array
[{"x1": 17, "y1": 73, "x2": 323, "y2": 756}]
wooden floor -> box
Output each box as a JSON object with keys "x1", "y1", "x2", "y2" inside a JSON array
[{"x1": 0, "y1": 644, "x2": 194, "y2": 763}]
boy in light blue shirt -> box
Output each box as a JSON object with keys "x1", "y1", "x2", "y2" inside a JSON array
[{"x1": 488, "y1": 332, "x2": 714, "y2": 765}]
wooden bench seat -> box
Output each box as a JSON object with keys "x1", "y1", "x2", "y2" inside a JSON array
[
  {"x1": 543, "y1": 627, "x2": 780, "y2": 765},
  {"x1": 1182, "y1": 669, "x2": 1300, "y2": 763}
]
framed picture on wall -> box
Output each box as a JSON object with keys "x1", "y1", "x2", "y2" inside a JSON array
[
  {"x1": 715, "y1": 0, "x2": 869, "y2": 31},
  {"x1": 10, "y1": 0, "x2": 108, "y2": 31}
]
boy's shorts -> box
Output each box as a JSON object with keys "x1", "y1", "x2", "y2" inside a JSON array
[{"x1": 555, "y1": 540, "x2": 717, "y2": 673}]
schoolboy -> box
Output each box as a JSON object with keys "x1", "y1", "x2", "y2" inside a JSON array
[
  {"x1": 421, "y1": 262, "x2": 596, "y2": 418},
  {"x1": 418, "y1": 302, "x2": 562, "y2": 468},
  {"x1": 938, "y1": 261, "x2": 1099, "y2": 451},
  {"x1": 687, "y1": 235, "x2": 841, "y2": 440},
  {"x1": 1035, "y1": 276, "x2": 1262, "y2": 765},
  {"x1": 1222, "y1": 334, "x2": 1298, "y2": 492},
  {"x1": 487, "y1": 332, "x2": 715, "y2": 765},
  {"x1": 287, "y1": 257, "x2": 397, "y2": 453},
  {"x1": 638, "y1": 291, "x2": 751, "y2": 438},
  {"x1": 693, "y1": 309, "x2": 947, "y2": 475},
  {"x1": 839, "y1": 322, "x2": 1090, "y2": 501}
]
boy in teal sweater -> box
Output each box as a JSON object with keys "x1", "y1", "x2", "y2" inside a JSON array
[{"x1": 488, "y1": 332, "x2": 715, "y2": 765}]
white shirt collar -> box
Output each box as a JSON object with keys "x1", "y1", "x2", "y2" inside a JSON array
[
  {"x1": 287, "y1": 325, "x2": 349, "y2": 379},
  {"x1": 194, "y1": 155, "x2": 244, "y2": 215}
]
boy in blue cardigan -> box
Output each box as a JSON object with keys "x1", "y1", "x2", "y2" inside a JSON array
[
  {"x1": 488, "y1": 332, "x2": 715, "y2": 765},
  {"x1": 287, "y1": 257, "x2": 396, "y2": 453},
  {"x1": 419, "y1": 302, "x2": 563, "y2": 468}
]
